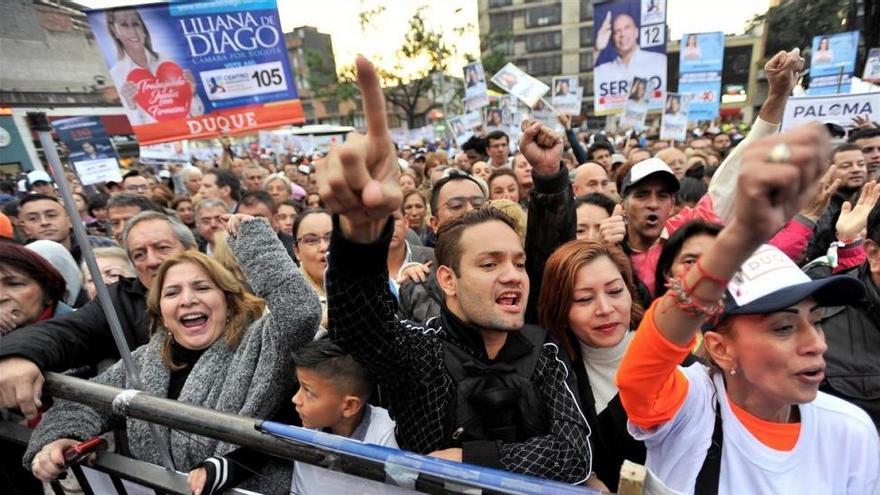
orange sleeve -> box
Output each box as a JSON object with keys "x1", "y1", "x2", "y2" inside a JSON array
[{"x1": 616, "y1": 299, "x2": 696, "y2": 430}]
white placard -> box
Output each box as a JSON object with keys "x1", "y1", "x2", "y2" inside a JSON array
[
  {"x1": 490, "y1": 63, "x2": 549, "y2": 108},
  {"x1": 73, "y1": 158, "x2": 123, "y2": 185},
  {"x1": 781, "y1": 92, "x2": 880, "y2": 131}
]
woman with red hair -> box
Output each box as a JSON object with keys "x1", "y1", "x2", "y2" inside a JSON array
[{"x1": 539, "y1": 239, "x2": 696, "y2": 491}]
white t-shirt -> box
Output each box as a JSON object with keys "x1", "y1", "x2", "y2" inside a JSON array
[
  {"x1": 293, "y1": 405, "x2": 410, "y2": 494},
  {"x1": 629, "y1": 363, "x2": 880, "y2": 495}
]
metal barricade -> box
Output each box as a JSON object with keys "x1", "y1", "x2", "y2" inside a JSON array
[{"x1": 0, "y1": 372, "x2": 601, "y2": 495}]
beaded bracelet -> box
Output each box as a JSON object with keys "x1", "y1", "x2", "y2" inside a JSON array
[{"x1": 663, "y1": 258, "x2": 727, "y2": 319}]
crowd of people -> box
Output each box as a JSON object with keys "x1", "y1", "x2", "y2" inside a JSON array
[{"x1": 1, "y1": 48, "x2": 880, "y2": 495}]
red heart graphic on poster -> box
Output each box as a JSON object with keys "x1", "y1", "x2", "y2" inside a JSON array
[{"x1": 126, "y1": 61, "x2": 192, "y2": 121}]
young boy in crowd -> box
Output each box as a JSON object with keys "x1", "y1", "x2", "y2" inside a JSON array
[{"x1": 188, "y1": 339, "x2": 400, "y2": 495}]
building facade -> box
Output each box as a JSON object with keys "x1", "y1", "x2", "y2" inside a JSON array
[{"x1": 478, "y1": 0, "x2": 596, "y2": 115}]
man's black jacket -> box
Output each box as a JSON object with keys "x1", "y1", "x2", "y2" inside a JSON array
[{"x1": 0, "y1": 277, "x2": 149, "y2": 371}]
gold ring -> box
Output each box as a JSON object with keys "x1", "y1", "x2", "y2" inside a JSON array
[{"x1": 768, "y1": 143, "x2": 791, "y2": 163}]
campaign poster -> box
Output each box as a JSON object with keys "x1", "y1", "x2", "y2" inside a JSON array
[
  {"x1": 490, "y1": 63, "x2": 550, "y2": 108},
  {"x1": 86, "y1": 1, "x2": 303, "y2": 145},
  {"x1": 139, "y1": 139, "x2": 190, "y2": 162},
  {"x1": 809, "y1": 31, "x2": 860, "y2": 95},
  {"x1": 678, "y1": 32, "x2": 723, "y2": 121},
  {"x1": 446, "y1": 115, "x2": 473, "y2": 147},
  {"x1": 659, "y1": 93, "x2": 689, "y2": 141},
  {"x1": 53, "y1": 116, "x2": 123, "y2": 185},
  {"x1": 462, "y1": 110, "x2": 483, "y2": 130},
  {"x1": 498, "y1": 95, "x2": 519, "y2": 125},
  {"x1": 463, "y1": 62, "x2": 489, "y2": 112},
  {"x1": 618, "y1": 77, "x2": 649, "y2": 130},
  {"x1": 863, "y1": 48, "x2": 880, "y2": 84},
  {"x1": 552, "y1": 76, "x2": 582, "y2": 115},
  {"x1": 781, "y1": 92, "x2": 880, "y2": 131},
  {"x1": 593, "y1": 0, "x2": 667, "y2": 115},
  {"x1": 485, "y1": 108, "x2": 504, "y2": 131},
  {"x1": 530, "y1": 99, "x2": 564, "y2": 134}
]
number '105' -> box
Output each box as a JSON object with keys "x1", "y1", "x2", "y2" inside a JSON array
[{"x1": 251, "y1": 68, "x2": 283, "y2": 87}]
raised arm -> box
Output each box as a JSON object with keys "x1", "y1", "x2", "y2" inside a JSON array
[
  {"x1": 226, "y1": 216, "x2": 321, "y2": 349},
  {"x1": 520, "y1": 119, "x2": 575, "y2": 324},
  {"x1": 316, "y1": 56, "x2": 443, "y2": 384},
  {"x1": 709, "y1": 49, "x2": 804, "y2": 223},
  {"x1": 558, "y1": 113, "x2": 589, "y2": 164},
  {"x1": 618, "y1": 124, "x2": 832, "y2": 424}
]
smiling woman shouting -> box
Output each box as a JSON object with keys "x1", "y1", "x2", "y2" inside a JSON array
[{"x1": 25, "y1": 215, "x2": 321, "y2": 479}]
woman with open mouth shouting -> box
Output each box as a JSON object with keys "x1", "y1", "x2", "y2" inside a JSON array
[
  {"x1": 26, "y1": 214, "x2": 321, "y2": 480},
  {"x1": 616, "y1": 125, "x2": 879, "y2": 494}
]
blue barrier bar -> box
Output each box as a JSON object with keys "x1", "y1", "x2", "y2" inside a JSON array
[{"x1": 259, "y1": 421, "x2": 599, "y2": 495}]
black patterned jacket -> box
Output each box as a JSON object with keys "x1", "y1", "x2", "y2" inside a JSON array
[{"x1": 326, "y1": 217, "x2": 591, "y2": 484}]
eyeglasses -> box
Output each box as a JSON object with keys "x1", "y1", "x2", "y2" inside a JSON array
[
  {"x1": 443, "y1": 195, "x2": 486, "y2": 213},
  {"x1": 297, "y1": 233, "x2": 331, "y2": 247}
]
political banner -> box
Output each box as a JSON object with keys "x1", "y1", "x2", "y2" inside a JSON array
[
  {"x1": 864, "y1": 48, "x2": 880, "y2": 84},
  {"x1": 781, "y1": 92, "x2": 880, "y2": 131},
  {"x1": 486, "y1": 108, "x2": 504, "y2": 130},
  {"x1": 678, "y1": 31, "x2": 723, "y2": 121},
  {"x1": 490, "y1": 63, "x2": 549, "y2": 108},
  {"x1": 618, "y1": 77, "x2": 649, "y2": 130},
  {"x1": 86, "y1": 0, "x2": 303, "y2": 145},
  {"x1": 659, "y1": 93, "x2": 689, "y2": 141},
  {"x1": 139, "y1": 140, "x2": 190, "y2": 162},
  {"x1": 498, "y1": 95, "x2": 519, "y2": 126},
  {"x1": 53, "y1": 116, "x2": 123, "y2": 185},
  {"x1": 446, "y1": 115, "x2": 473, "y2": 147},
  {"x1": 552, "y1": 76, "x2": 582, "y2": 115},
  {"x1": 593, "y1": 0, "x2": 667, "y2": 115},
  {"x1": 530, "y1": 99, "x2": 564, "y2": 134},
  {"x1": 463, "y1": 62, "x2": 489, "y2": 112},
  {"x1": 462, "y1": 110, "x2": 483, "y2": 130},
  {"x1": 809, "y1": 31, "x2": 860, "y2": 95}
]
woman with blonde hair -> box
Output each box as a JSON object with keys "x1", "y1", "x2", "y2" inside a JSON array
[{"x1": 27, "y1": 215, "x2": 321, "y2": 480}]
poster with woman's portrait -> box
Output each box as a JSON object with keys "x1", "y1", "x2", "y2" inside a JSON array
[
  {"x1": 490, "y1": 63, "x2": 549, "y2": 108},
  {"x1": 619, "y1": 77, "x2": 648, "y2": 131},
  {"x1": 446, "y1": 115, "x2": 473, "y2": 146},
  {"x1": 809, "y1": 31, "x2": 860, "y2": 95},
  {"x1": 552, "y1": 76, "x2": 582, "y2": 115},
  {"x1": 463, "y1": 62, "x2": 489, "y2": 111},
  {"x1": 660, "y1": 93, "x2": 689, "y2": 141},
  {"x1": 86, "y1": 1, "x2": 303, "y2": 144}
]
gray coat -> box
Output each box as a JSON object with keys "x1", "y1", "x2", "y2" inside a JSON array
[{"x1": 25, "y1": 219, "x2": 321, "y2": 472}]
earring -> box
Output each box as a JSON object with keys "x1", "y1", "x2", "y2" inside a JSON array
[{"x1": 729, "y1": 368, "x2": 737, "y2": 375}]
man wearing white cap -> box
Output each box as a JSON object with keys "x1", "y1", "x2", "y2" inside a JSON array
[
  {"x1": 27, "y1": 171, "x2": 55, "y2": 197},
  {"x1": 618, "y1": 157, "x2": 683, "y2": 294}
]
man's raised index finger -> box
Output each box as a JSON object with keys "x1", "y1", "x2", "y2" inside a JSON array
[{"x1": 355, "y1": 55, "x2": 389, "y2": 138}]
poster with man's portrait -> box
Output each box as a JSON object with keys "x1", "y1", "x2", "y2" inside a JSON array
[{"x1": 593, "y1": 0, "x2": 667, "y2": 115}]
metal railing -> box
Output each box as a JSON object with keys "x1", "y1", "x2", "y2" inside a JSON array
[{"x1": 0, "y1": 372, "x2": 601, "y2": 495}]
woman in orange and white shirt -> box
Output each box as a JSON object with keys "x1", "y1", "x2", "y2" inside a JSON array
[{"x1": 617, "y1": 124, "x2": 880, "y2": 494}]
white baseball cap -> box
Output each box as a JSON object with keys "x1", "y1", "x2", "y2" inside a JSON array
[
  {"x1": 704, "y1": 244, "x2": 863, "y2": 330},
  {"x1": 27, "y1": 170, "x2": 53, "y2": 185},
  {"x1": 620, "y1": 157, "x2": 679, "y2": 196}
]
